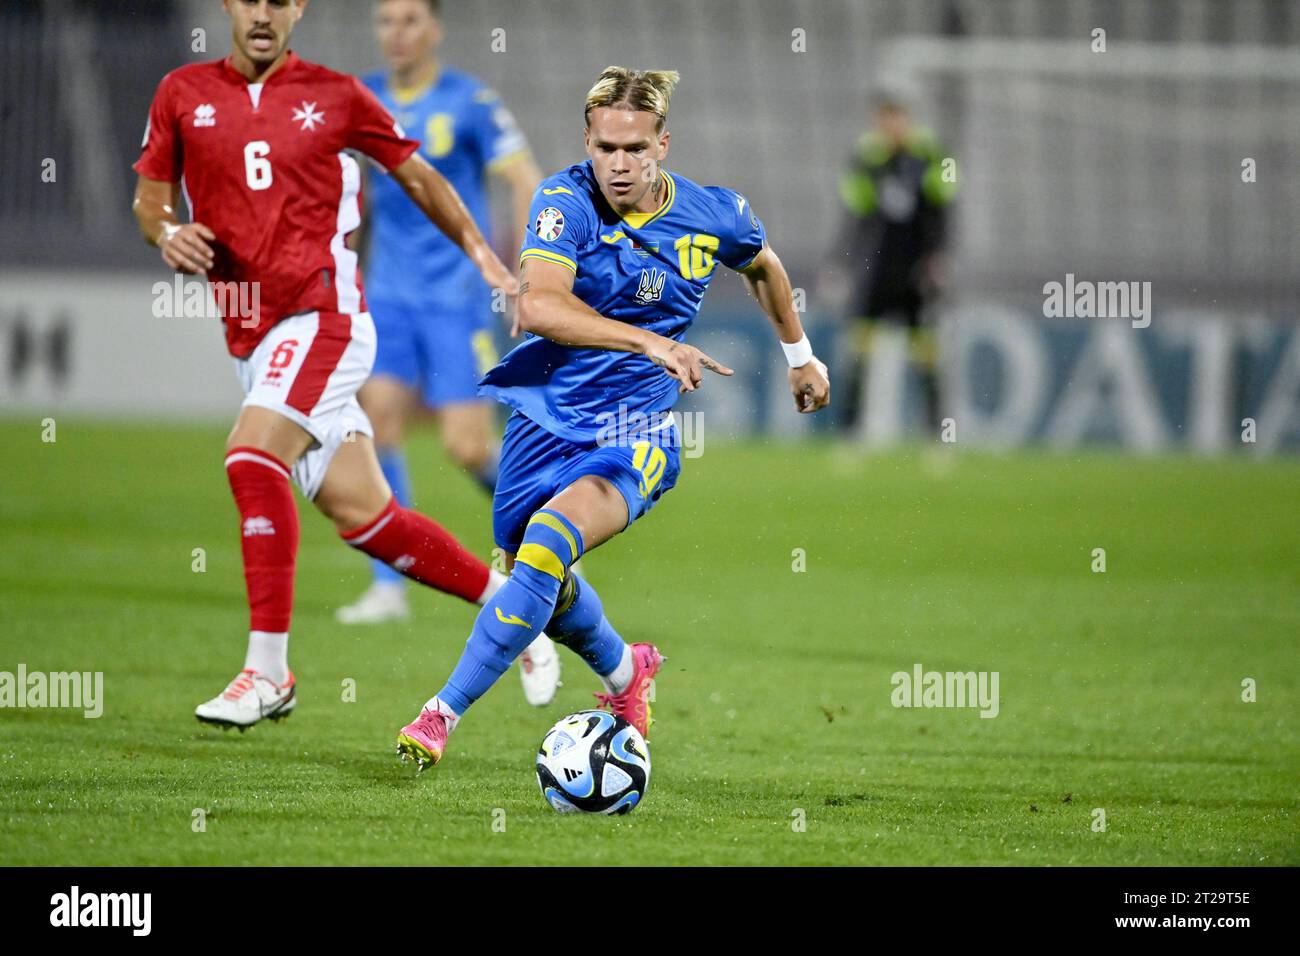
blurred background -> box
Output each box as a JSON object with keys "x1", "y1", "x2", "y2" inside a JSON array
[{"x1": 2, "y1": 0, "x2": 1298, "y2": 452}]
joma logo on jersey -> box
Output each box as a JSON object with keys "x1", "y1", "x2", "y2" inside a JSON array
[
  {"x1": 193, "y1": 103, "x2": 216, "y2": 127},
  {"x1": 635, "y1": 268, "x2": 666, "y2": 304}
]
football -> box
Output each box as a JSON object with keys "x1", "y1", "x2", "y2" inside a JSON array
[{"x1": 535, "y1": 710, "x2": 650, "y2": 814}]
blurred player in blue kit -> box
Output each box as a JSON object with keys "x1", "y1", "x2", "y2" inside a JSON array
[{"x1": 340, "y1": 0, "x2": 559, "y2": 703}]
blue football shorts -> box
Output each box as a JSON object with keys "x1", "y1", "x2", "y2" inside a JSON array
[{"x1": 492, "y1": 409, "x2": 682, "y2": 553}]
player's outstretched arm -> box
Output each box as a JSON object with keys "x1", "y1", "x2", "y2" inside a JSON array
[
  {"x1": 490, "y1": 152, "x2": 544, "y2": 260},
  {"x1": 132, "y1": 175, "x2": 215, "y2": 274},
  {"x1": 739, "y1": 245, "x2": 831, "y2": 413},
  {"x1": 390, "y1": 154, "x2": 518, "y2": 297},
  {"x1": 517, "y1": 259, "x2": 732, "y2": 394}
]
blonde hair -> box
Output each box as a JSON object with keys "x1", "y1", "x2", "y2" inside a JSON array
[{"x1": 584, "y1": 66, "x2": 680, "y2": 132}]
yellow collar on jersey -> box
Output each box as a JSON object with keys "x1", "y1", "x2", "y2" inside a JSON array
[
  {"x1": 621, "y1": 170, "x2": 675, "y2": 229},
  {"x1": 389, "y1": 63, "x2": 441, "y2": 106}
]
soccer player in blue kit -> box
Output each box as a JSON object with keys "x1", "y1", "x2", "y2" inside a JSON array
[{"x1": 396, "y1": 66, "x2": 831, "y2": 770}]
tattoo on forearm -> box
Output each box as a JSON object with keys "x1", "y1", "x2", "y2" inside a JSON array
[{"x1": 518, "y1": 281, "x2": 531, "y2": 296}]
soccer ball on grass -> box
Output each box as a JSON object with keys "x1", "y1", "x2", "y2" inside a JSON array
[{"x1": 535, "y1": 710, "x2": 650, "y2": 814}]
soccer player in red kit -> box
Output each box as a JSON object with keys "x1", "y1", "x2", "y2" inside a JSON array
[{"x1": 132, "y1": 0, "x2": 520, "y2": 730}]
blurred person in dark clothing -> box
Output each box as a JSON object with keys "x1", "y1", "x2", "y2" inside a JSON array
[{"x1": 831, "y1": 91, "x2": 957, "y2": 433}]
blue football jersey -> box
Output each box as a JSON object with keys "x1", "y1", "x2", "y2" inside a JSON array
[
  {"x1": 479, "y1": 160, "x2": 766, "y2": 443},
  {"x1": 361, "y1": 67, "x2": 528, "y2": 311}
]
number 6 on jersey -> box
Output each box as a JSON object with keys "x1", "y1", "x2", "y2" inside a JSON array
[{"x1": 244, "y1": 140, "x2": 272, "y2": 191}]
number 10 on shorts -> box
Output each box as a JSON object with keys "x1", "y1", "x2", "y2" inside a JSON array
[{"x1": 632, "y1": 441, "x2": 666, "y2": 498}]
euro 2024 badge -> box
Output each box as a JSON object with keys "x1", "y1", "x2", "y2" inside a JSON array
[{"x1": 535, "y1": 206, "x2": 565, "y2": 241}]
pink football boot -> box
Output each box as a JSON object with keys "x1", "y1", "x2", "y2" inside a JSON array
[
  {"x1": 593, "y1": 642, "x2": 664, "y2": 738},
  {"x1": 396, "y1": 701, "x2": 457, "y2": 772}
]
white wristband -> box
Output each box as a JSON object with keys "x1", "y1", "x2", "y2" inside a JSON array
[
  {"x1": 159, "y1": 222, "x2": 182, "y2": 245},
  {"x1": 780, "y1": 334, "x2": 814, "y2": 368}
]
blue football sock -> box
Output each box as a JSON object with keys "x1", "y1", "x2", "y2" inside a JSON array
[
  {"x1": 438, "y1": 509, "x2": 583, "y2": 716},
  {"x1": 371, "y1": 446, "x2": 412, "y2": 586},
  {"x1": 547, "y1": 574, "x2": 627, "y2": 677}
]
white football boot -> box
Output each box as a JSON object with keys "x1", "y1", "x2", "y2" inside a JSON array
[
  {"x1": 195, "y1": 669, "x2": 296, "y2": 731},
  {"x1": 519, "y1": 634, "x2": 561, "y2": 706},
  {"x1": 515, "y1": 561, "x2": 584, "y2": 706},
  {"x1": 335, "y1": 582, "x2": 410, "y2": 625}
]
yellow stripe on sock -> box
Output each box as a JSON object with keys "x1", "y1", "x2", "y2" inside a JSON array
[
  {"x1": 527, "y1": 512, "x2": 579, "y2": 564},
  {"x1": 516, "y1": 543, "x2": 565, "y2": 581}
]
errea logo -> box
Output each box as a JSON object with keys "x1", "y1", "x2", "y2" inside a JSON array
[
  {"x1": 243, "y1": 516, "x2": 276, "y2": 537},
  {"x1": 193, "y1": 103, "x2": 216, "y2": 127}
]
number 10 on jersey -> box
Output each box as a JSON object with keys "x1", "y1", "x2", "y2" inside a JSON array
[{"x1": 674, "y1": 233, "x2": 719, "y2": 280}]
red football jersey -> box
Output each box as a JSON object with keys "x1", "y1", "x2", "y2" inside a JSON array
[{"x1": 135, "y1": 52, "x2": 420, "y2": 357}]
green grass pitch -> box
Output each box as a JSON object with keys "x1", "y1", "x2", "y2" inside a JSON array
[{"x1": 1, "y1": 418, "x2": 1296, "y2": 865}]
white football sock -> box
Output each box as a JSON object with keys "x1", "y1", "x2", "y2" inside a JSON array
[
  {"x1": 476, "y1": 568, "x2": 508, "y2": 605},
  {"x1": 245, "y1": 631, "x2": 289, "y2": 685},
  {"x1": 422, "y1": 695, "x2": 461, "y2": 731},
  {"x1": 601, "y1": 643, "x2": 634, "y2": 695}
]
